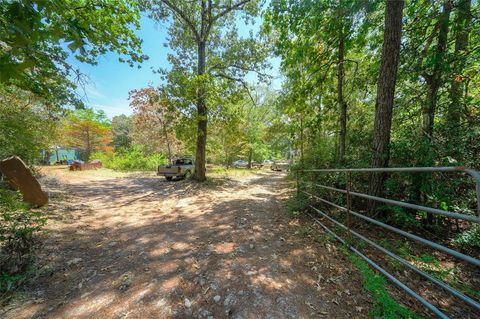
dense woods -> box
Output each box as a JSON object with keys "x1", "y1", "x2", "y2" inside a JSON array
[
  {"x1": 266, "y1": 0, "x2": 480, "y2": 228},
  {"x1": 266, "y1": 0, "x2": 479, "y2": 170}
]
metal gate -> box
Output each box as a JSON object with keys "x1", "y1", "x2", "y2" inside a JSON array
[{"x1": 297, "y1": 166, "x2": 480, "y2": 318}]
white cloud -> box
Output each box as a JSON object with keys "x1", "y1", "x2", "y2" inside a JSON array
[{"x1": 84, "y1": 84, "x2": 105, "y2": 99}]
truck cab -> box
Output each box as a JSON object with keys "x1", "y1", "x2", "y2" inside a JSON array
[{"x1": 157, "y1": 158, "x2": 194, "y2": 181}]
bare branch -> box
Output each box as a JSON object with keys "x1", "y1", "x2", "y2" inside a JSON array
[
  {"x1": 161, "y1": 0, "x2": 201, "y2": 42},
  {"x1": 208, "y1": 63, "x2": 271, "y2": 79},
  {"x1": 213, "y1": 0, "x2": 251, "y2": 22},
  {"x1": 213, "y1": 72, "x2": 256, "y2": 105},
  {"x1": 204, "y1": 0, "x2": 251, "y2": 39},
  {"x1": 228, "y1": 64, "x2": 271, "y2": 78}
]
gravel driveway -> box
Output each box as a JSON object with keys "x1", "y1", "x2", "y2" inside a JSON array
[{"x1": 2, "y1": 168, "x2": 371, "y2": 319}]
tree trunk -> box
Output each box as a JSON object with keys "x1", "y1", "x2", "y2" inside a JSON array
[
  {"x1": 421, "y1": 0, "x2": 452, "y2": 225},
  {"x1": 85, "y1": 128, "x2": 91, "y2": 161},
  {"x1": 248, "y1": 148, "x2": 253, "y2": 169},
  {"x1": 195, "y1": 41, "x2": 207, "y2": 181},
  {"x1": 337, "y1": 26, "x2": 347, "y2": 166},
  {"x1": 368, "y1": 0, "x2": 404, "y2": 207},
  {"x1": 447, "y1": 0, "x2": 471, "y2": 138},
  {"x1": 300, "y1": 115, "x2": 304, "y2": 165},
  {"x1": 423, "y1": 0, "x2": 452, "y2": 145},
  {"x1": 163, "y1": 127, "x2": 172, "y2": 164},
  {"x1": 158, "y1": 114, "x2": 173, "y2": 164},
  {"x1": 225, "y1": 148, "x2": 229, "y2": 168}
]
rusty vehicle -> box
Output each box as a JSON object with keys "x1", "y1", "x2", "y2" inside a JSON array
[
  {"x1": 69, "y1": 160, "x2": 102, "y2": 171},
  {"x1": 157, "y1": 158, "x2": 194, "y2": 181}
]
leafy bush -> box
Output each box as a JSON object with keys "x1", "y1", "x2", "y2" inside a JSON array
[
  {"x1": 455, "y1": 225, "x2": 480, "y2": 249},
  {"x1": 0, "y1": 188, "x2": 46, "y2": 291},
  {"x1": 385, "y1": 206, "x2": 421, "y2": 229},
  {"x1": 91, "y1": 145, "x2": 167, "y2": 171},
  {"x1": 287, "y1": 192, "x2": 310, "y2": 216},
  {"x1": 0, "y1": 85, "x2": 58, "y2": 165}
]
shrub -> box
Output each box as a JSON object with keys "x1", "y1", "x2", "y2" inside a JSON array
[
  {"x1": 0, "y1": 188, "x2": 46, "y2": 291},
  {"x1": 287, "y1": 192, "x2": 310, "y2": 216},
  {"x1": 91, "y1": 145, "x2": 167, "y2": 171},
  {"x1": 455, "y1": 225, "x2": 480, "y2": 249},
  {"x1": 0, "y1": 85, "x2": 58, "y2": 166}
]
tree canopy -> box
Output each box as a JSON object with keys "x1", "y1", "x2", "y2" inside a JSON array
[
  {"x1": 60, "y1": 108, "x2": 112, "y2": 160},
  {"x1": 0, "y1": 0, "x2": 146, "y2": 108},
  {"x1": 139, "y1": 0, "x2": 270, "y2": 180}
]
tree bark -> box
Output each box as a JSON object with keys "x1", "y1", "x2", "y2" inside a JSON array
[
  {"x1": 86, "y1": 128, "x2": 91, "y2": 161},
  {"x1": 156, "y1": 0, "x2": 254, "y2": 181},
  {"x1": 447, "y1": 0, "x2": 471, "y2": 132},
  {"x1": 422, "y1": 0, "x2": 452, "y2": 145},
  {"x1": 337, "y1": 25, "x2": 347, "y2": 166},
  {"x1": 162, "y1": 126, "x2": 172, "y2": 164},
  {"x1": 157, "y1": 113, "x2": 173, "y2": 164},
  {"x1": 421, "y1": 0, "x2": 452, "y2": 225},
  {"x1": 368, "y1": 0, "x2": 404, "y2": 206},
  {"x1": 195, "y1": 40, "x2": 208, "y2": 181},
  {"x1": 300, "y1": 115, "x2": 304, "y2": 165},
  {"x1": 247, "y1": 148, "x2": 253, "y2": 169}
]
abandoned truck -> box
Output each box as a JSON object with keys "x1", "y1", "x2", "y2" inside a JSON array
[{"x1": 157, "y1": 158, "x2": 194, "y2": 181}]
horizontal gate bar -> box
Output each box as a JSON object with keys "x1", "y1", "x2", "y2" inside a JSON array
[
  {"x1": 309, "y1": 205, "x2": 480, "y2": 310},
  {"x1": 301, "y1": 190, "x2": 480, "y2": 267},
  {"x1": 302, "y1": 166, "x2": 477, "y2": 174},
  {"x1": 298, "y1": 166, "x2": 480, "y2": 217},
  {"x1": 309, "y1": 182, "x2": 480, "y2": 223},
  {"x1": 306, "y1": 212, "x2": 449, "y2": 319}
]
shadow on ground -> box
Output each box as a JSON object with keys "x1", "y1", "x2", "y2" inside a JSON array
[{"x1": 2, "y1": 171, "x2": 371, "y2": 319}]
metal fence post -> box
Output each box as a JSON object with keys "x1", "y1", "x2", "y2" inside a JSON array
[
  {"x1": 296, "y1": 169, "x2": 300, "y2": 196},
  {"x1": 471, "y1": 171, "x2": 480, "y2": 218},
  {"x1": 300, "y1": 166, "x2": 480, "y2": 317},
  {"x1": 346, "y1": 171, "x2": 352, "y2": 243},
  {"x1": 476, "y1": 181, "x2": 480, "y2": 218}
]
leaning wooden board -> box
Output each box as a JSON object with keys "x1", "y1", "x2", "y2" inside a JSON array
[{"x1": 0, "y1": 156, "x2": 48, "y2": 206}]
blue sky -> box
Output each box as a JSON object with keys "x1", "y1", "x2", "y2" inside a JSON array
[{"x1": 70, "y1": 13, "x2": 281, "y2": 118}]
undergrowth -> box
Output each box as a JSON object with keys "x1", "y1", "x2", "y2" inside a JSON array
[
  {"x1": 287, "y1": 192, "x2": 419, "y2": 317},
  {"x1": 91, "y1": 146, "x2": 167, "y2": 171},
  {"x1": 412, "y1": 253, "x2": 480, "y2": 299},
  {"x1": 343, "y1": 247, "x2": 425, "y2": 319},
  {"x1": 0, "y1": 187, "x2": 46, "y2": 292},
  {"x1": 454, "y1": 225, "x2": 480, "y2": 249},
  {"x1": 286, "y1": 192, "x2": 310, "y2": 217}
]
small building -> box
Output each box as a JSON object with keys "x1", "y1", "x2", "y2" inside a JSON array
[{"x1": 41, "y1": 147, "x2": 81, "y2": 164}]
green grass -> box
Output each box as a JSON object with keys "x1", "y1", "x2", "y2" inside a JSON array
[
  {"x1": 342, "y1": 246, "x2": 425, "y2": 319},
  {"x1": 207, "y1": 166, "x2": 263, "y2": 178},
  {"x1": 68, "y1": 168, "x2": 145, "y2": 178}
]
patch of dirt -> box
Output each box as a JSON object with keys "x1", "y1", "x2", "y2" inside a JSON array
[{"x1": 1, "y1": 167, "x2": 372, "y2": 318}]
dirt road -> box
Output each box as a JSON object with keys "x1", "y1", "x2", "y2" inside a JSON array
[{"x1": 2, "y1": 168, "x2": 371, "y2": 319}]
